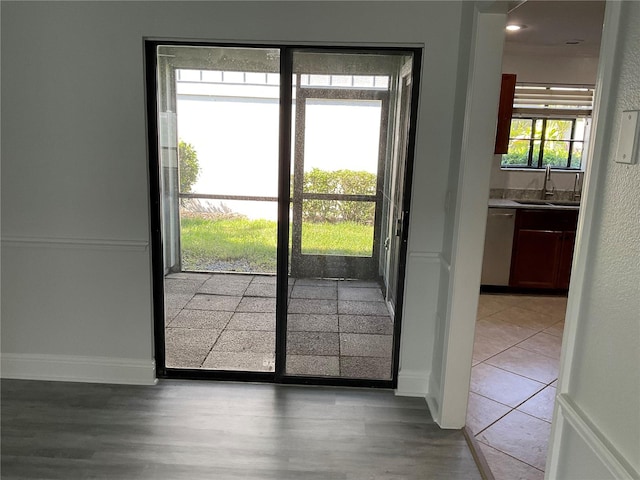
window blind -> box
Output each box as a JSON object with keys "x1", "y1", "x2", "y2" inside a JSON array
[{"x1": 513, "y1": 84, "x2": 594, "y2": 117}]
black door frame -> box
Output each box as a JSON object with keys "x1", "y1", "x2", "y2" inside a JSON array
[{"x1": 145, "y1": 40, "x2": 422, "y2": 389}]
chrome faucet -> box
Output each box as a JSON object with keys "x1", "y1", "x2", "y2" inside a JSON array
[
  {"x1": 573, "y1": 172, "x2": 582, "y2": 201},
  {"x1": 541, "y1": 165, "x2": 554, "y2": 199}
]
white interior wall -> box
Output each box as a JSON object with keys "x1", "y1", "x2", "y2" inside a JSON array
[
  {"x1": 502, "y1": 51, "x2": 600, "y2": 86},
  {"x1": 428, "y1": 5, "x2": 506, "y2": 428},
  {"x1": 547, "y1": 2, "x2": 640, "y2": 478},
  {"x1": 1, "y1": 1, "x2": 467, "y2": 391},
  {"x1": 429, "y1": 1, "x2": 476, "y2": 411}
]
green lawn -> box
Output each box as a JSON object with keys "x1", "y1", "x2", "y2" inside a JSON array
[{"x1": 180, "y1": 216, "x2": 373, "y2": 272}]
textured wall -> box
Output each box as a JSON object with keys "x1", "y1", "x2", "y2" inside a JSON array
[{"x1": 565, "y1": 1, "x2": 640, "y2": 472}]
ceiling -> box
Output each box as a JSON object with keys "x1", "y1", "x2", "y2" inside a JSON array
[{"x1": 504, "y1": 0, "x2": 606, "y2": 57}]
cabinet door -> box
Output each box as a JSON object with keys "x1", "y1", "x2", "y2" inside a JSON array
[
  {"x1": 494, "y1": 74, "x2": 517, "y2": 154},
  {"x1": 557, "y1": 231, "x2": 576, "y2": 289},
  {"x1": 510, "y1": 229, "x2": 563, "y2": 288}
]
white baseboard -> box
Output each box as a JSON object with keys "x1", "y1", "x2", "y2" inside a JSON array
[
  {"x1": 1, "y1": 353, "x2": 157, "y2": 385},
  {"x1": 395, "y1": 369, "x2": 429, "y2": 397},
  {"x1": 555, "y1": 394, "x2": 638, "y2": 479},
  {"x1": 426, "y1": 373, "x2": 442, "y2": 425}
]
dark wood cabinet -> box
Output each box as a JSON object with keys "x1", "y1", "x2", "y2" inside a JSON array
[
  {"x1": 557, "y1": 230, "x2": 577, "y2": 289},
  {"x1": 509, "y1": 209, "x2": 578, "y2": 289},
  {"x1": 494, "y1": 73, "x2": 517, "y2": 154}
]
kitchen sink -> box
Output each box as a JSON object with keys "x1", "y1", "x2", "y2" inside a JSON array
[
  {"x1": 514, "y1": 199, "x2": 552, "y2": 205},
  {"x1": 546, "y1": 200, "x2": 581, "y2": 206},
  {"x1": 514, "y1": 199, "x2": 580, "y2": 207}
]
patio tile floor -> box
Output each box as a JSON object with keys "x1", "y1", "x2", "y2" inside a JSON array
[
  {"x1": 169, "y1": 309, "x2": 233, "y2": 329},
  {"x1": 286, "y1": 355, "x2": 340, "y2": 376},
  {"x1": 338, "y1": 287, "x2": 385, "y2": 302},
  {"x1": 291, "y1": 285, "x2": 338, "y2": 300},
  {"x1": 339, "y1": 315, "x2": 393, "y2": 334},
  {"x1": 164, "y1": 273, "x2": 393, "y2": 379},
  {"x1": 338, "y1": 300, "x2": 390, "y2": 316},
  {"x1": 287, "y1": 314, "x2": 339, "y2": 332},
  {"x1": 287, "y1": 331, "x2": 340, "y2": 356},
  {"x1": 339, "y1": 333, "x2": 393, "y2": 357},
  {"x1": 185, "y1": 294, "x2": 242, "y2": 311},
  {"x1": 340, "y1": 356, "x2": 392, "y2": 379},
  {"x1": 226, "y1": 312, "x2": 275, "y2": 331}
]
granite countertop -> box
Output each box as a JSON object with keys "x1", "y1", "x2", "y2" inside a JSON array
[{"x1": 489, "y1": 198, "x2": 580, "y2": 211}]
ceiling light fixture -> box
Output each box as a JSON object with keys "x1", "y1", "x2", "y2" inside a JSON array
[{"x1": 506, "y1": 24, "x2": 526, "y2": 31}]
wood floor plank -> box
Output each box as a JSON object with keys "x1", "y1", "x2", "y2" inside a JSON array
[{"x1": 1, "y1": 379, "x2": 480, "y2": 479}]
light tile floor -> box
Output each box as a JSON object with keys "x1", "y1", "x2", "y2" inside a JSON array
[
  {"x1": 164, "y1": 272, "x2": 394, "y2": 379},
  {"x1": 467, "y1": 293, "x2": 567, "y2": 480}
]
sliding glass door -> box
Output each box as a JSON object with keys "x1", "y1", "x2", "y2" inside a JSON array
[
  {"x1": 148, "y1": 42, "x2": 419, "y2": 386},
  {"x1": 154, "y1": 46, "x2": 280, "y2": 373},
  {"x1": 285, "y1": 51, "x2": 409, "y2": 380}
]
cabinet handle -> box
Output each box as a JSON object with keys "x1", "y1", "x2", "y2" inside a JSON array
[{"x1": 489, "y1": 213, "x2": 515, "y2": 217}]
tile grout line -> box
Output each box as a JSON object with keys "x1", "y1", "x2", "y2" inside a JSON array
[
  {"x1": 472, "y1": 407, "x2": 513, "y2": 437},
  {"x1": 199, "y1": 305, "x2": 237, "y2": 368},
  {"x1": 477, "y1": 439, "x2": 546, "y2": 473},
  {"x1": 472, "y1": 387, "x2": 554, "y2": 439},
  {"x1": 477, "y1": 362, "x2": 552, "y2": 391}
]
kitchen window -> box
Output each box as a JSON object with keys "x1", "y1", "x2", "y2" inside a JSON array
[
  {"x1": 501, "y1": 84, "x2": 593, "y2": 170},
  {"x1": 503, "y1": 117, "x2": 589, "y2": 169}
]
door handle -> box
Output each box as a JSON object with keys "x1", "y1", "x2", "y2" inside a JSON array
[{"x1": 395, "y1": 212, "x2": 404, "y2": 236}]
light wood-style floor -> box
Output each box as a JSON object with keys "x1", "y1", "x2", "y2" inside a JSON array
[{"x1": 1, "y1": 379, "x2": 481, "y2": 479}]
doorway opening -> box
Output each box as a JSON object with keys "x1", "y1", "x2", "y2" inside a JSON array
[
  {"x1": 147, "y1": 43, "x2": 421, "y2": 386},
  {"x1": 465, "y1": 1, "x2": 605, "y2": 476}
]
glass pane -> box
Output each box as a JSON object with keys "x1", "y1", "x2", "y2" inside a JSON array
[
  {"x1": 545, "y1": 119, "x2": 573, "y2": 140},
  {"x1": 303, "y1": 167, "x2": 377, "y2": 196},
  {"x1": 177, "y1": 77, "x2": 280, "y2": 198},
  {"x1": 157, "y1": 45, "x2": 279, "y2": 373},
  {"x1": 574, "y1": 118, "x2": 587, "y2": 141},
  {"x1": 542, "y1": 141, "x2": 570, "y2": 167},
  {"x1": 509, "y1": 118, "x2": 533, "y2": 139},
  {"x1": 303, "y1": 98, "x2": 382, "y2": 178},
  {"x1": 180, "y1": 200, "x2": 278, "y2": 273},
  {"x1": 570, "y1": 142, "x2": 584, "y2": 168},
  {"x1": 503, "y1": 139, "x2": 531, "y2": 166}
]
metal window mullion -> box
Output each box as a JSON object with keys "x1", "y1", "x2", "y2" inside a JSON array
[
  {"x1": 567, "y1": 119, "x2": 577, "y2": 168},
  {"x1": 527, "y1": 118, "x2": 536, "y2": 167},
  {"x1": 537, "y1": 118, "x2": 547, "y2": 168}
]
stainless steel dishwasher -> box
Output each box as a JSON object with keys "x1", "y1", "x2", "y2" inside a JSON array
[{"x1": 481, "y1": 208, "x2": 516, "y2": 286}]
